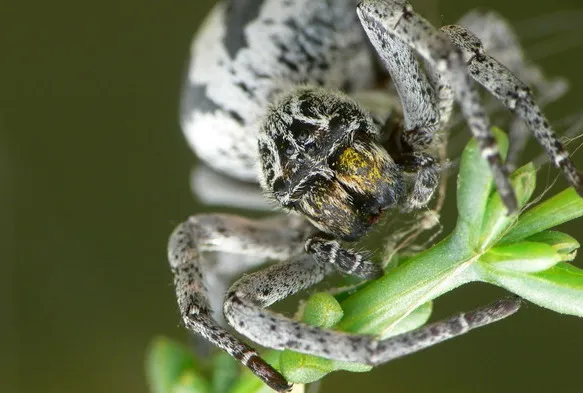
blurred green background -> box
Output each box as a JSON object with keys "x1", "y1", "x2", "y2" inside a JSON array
[{"x1": 3, "y1": 0, "x2": 583, "y2": 392}]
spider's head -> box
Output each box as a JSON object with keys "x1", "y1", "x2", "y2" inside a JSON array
[{"x1": 259, "y1": 87, "x2": 404, "y2": 241}]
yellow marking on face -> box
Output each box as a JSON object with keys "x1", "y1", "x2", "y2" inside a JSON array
[{"x1": 336, "y1": 147, "x2": 384, "y2": 192}]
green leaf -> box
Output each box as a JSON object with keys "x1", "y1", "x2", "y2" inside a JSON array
[
  {"x1": 212, "y1": 353, "x2": 239, "y2": 393},
  {"x1": 500, "y1": 188, "x2": 583, "y2": 245},
  {"x1": 478, "y1": 242, "x2": 561, "y2": 273},
  {"x1": 337, "y1": 237, "x2": 473, "y2": 336},
  {"x1": 279, "y1": 350, "x2": 372, "y2": 385},
  {"x1": 525, "y1": 231, "x2": 579, "y2": 261},
  {"x1": 173, "y1": 371, "x2": 211, "y2": 393},
  {"x1": 378, "y1": 301, "x2": 433, "y2": 338},
  {"x1": 301, "y1": 292, "x2": 343, "y2": 328},
  {"x1": 146, "y1": 337, "x2": 209, "y2": 393},
  {"x1": 455, "y1": 127, "x2": 508, "y2": 248},
  {"x1": 479, "y1": 163, "x2": 537, "y2": 250},
  {"x1": 478, "y1": 263, "x2": 583, "y2": 316}
]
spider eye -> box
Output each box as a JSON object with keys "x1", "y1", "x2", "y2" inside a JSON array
[
  {"x1": 290, "y1": 119, "x2": 314, "y2": 145},
  {"x1": 281, "y1": 140, "x2": 294, "y2": 156},
  {"x1": 297, "y1": 130, "x2": 309, "y2": 143}
]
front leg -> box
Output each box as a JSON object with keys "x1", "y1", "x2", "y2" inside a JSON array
[
  {"x1": 439, "y1": 24, "x2": 582, "y2": 194},
  {"x1": 357, "y1": 0, "x2": 518, "y2": 212}
]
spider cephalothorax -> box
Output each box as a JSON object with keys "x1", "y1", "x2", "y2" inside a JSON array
[
  {"x1": 170, "y1": 0, "x2": 582, "y2": 391},
  {"x1": 259, "y1": 86, "x2": 405, "y2": 240}
]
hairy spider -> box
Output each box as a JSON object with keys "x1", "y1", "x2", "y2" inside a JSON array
[{"x1": 170, "y1": 0, "x2": 582, "y2": 391}]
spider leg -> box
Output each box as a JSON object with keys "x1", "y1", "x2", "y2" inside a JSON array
[
  {"x1": 395, "y1": 151, "x2": 439, "y2": 210},
  {"x1": 440, "y1": 24, "x2": 583, "y2": 195},
  {"x1": 366, "y1": 29, "x2": 440, "y2": 143},
  {"x1": 345, "y1": 19, "x2": 443, "y2": 210},
  {"x1": 424, "y1": 58, "x2": 455, "y2": 128},
  {"x1": 357, "y1": 0, "x2": 518, "y2": 212},
  {"x1": 305, "y1": 234, "x2": 383, "y2": 279},
  {"x1": 225, "y1": 258, "x2": 520, "y2": 380},
  {"x1": 168, "y1": 214, "x2": 311, "y2": 392},
  {"x1": 457, "y1": 10, "x2": 569, "y2": 103},
  {"x1": 456, "y1": 10, "x2": 568, "y2": 169}
]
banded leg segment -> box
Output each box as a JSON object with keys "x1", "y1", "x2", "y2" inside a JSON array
[
  {"x1": 440, "y1": 24, "x2": 583, "y2": 195},
  {"x1": 357, "y1": 0, "x2": 518, "y2": 212},
  {"x1": 305, "y1": 234, "x2": 382, "y2": 279},
  {"x1": 225, "y1": 258, "x2": 521, "y2": 366}
]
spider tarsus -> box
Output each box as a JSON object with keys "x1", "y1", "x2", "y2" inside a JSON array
[
  {"x1": 492, "y1": 168, "x2": 519, "y2": 215},
  {"x1": 247, "y1": 355, "x2": 293, "y2": 392},
  {"x1": 464, "y1": 296, "x2": 522, "y2": 326}
]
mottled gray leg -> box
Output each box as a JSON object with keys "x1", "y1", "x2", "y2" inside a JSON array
[
  {"x1": 225, "y1": 260, "x2": 521, "y2": 366},
  {"x1": 395, "y1": 151, "x2": 439, "y2": 210},
  {"x1": 424, "y1": 61, "x2": 455, "y2": 128},
  {"x1": 440, "y1": 24, "x2": 583, "y2": 196},
  {"x1": 357, "y1": 33, "x2": 442, "y2": 210},
  {"x1": 168, "y1": 214, "x2": 311, "y2": 392},
  {"x1": 366, "y1": 30, "x2": 440, "y2": 143},
  {"x1": 358, "y1": 0, "x2": 518, "y2": 212},
  {"x1": 457, "y1": 10, "x2": 569, "y2": 168},
  {"x1": 458, "y1": 10, "x2": 569, "y2": 102}
]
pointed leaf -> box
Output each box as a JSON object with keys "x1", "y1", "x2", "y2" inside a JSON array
[
  {"x1": 479, "y1": 163, "x2": 536, "y2": 250},
  {"x1": 301, "y1": 292, "x2": 343, "y2": 328},
  {"x1": 525, "y1": 231, "x2": 579, "y2": 261},
  {"x1": 500, "y1": 188, "x2": 583, "y2": 244},
  {"x1": 479, "y1": 263, "x2": 583, "y2": 316},
  {"x1": 455, "y1": 128, "x2": 508, "y2": 247},
  {"x1": 377, "y1": 301, "x2": 433, "y2": 339},
  {"x1": 479, "y1": 242, "x2": 561, "y2": 273}
]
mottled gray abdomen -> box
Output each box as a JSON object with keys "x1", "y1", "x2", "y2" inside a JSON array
[{"x1": 181, "y1": 0, "x2": 377, "y2": 181}]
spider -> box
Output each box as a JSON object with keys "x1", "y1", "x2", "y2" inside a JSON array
[{"x1": 170, "y1": 0, "x2": 582, "y2": 391}]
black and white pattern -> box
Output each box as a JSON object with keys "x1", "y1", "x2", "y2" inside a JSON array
[{"x1": 170, "y1": 1, "x2": 581, "y2": 391}]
